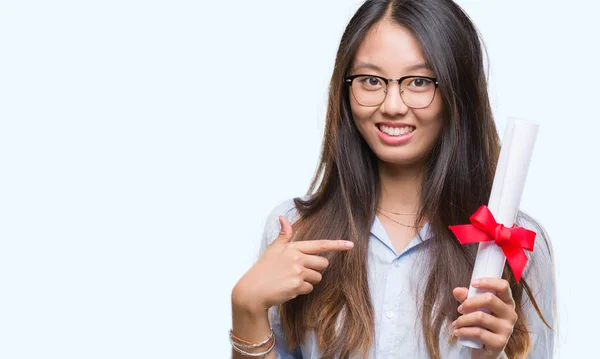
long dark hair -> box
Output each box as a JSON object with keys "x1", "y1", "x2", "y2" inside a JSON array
[{"x1": 280, "y1": 1, "x2": 554, "y2": 358}]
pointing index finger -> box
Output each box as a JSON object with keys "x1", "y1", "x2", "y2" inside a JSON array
[{"x1": 293, "y1": 239, "x2": 354, "y2": 255}]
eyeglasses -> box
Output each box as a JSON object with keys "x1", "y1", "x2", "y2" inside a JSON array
[{"x1": 344, "y1": 74, "x2": 439, "y2": 109}]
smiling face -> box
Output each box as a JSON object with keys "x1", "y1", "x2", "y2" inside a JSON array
[{"x1": 349, "y1": 19, "x2": 444, "y2": 168}]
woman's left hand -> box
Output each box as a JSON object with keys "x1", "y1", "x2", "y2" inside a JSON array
[{"x1": 452, "y1": 278, "x2": 517, "y2": 359}]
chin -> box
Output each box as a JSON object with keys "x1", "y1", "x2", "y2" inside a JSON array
[{"x1": 375, "y1": 150, "x2": 422, "y2": 167}]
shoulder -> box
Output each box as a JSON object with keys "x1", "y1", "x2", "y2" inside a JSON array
[
  {"x1": 515, "y1": 211, "x2": 555, "y2": 278},
  {"x1": 515, "y1": 211, "x2": 556, "y2": 322},
  {"x1": 515, "y1": 211, "x2": 558, "y2": 357}
]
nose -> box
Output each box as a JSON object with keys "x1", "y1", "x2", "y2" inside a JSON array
[{"x1": 379, "y1": 81, "x2": 409, "y2": 116}]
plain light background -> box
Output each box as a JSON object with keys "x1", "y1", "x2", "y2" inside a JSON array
[{"x1": 0, "y1": 0, "x2": 598, "y2": 358}]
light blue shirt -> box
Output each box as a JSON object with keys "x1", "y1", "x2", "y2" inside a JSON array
[{"x1": 258, "y1": 198, "x2": 556, "y2": 359}]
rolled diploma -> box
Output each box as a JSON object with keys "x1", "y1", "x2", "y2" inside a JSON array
[{"x1": 458, "y1": 118, "x2": 539, "y2": 349}]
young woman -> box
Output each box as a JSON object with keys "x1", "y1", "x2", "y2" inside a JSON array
[{"x1": 230, "y1": 0, "x2": 556, "y2": 358}]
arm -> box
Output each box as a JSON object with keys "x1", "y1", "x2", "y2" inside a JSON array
[
  {"x1": 512, "y1": 212, "x2": 557, "y2": 358},
  {"x1": 231, "y1": 199, "x2": 302, "y2": 359},
  {"x1": 231, "y1": 296, "x2": 277, "y2": 359},
  {"x1": 522, "y1": 231, "x2": 557, "y2": 357}
]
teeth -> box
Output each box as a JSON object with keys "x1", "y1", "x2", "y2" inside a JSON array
[{"x1": 379, "y1": 124, "x2": 414, "y2": 136}]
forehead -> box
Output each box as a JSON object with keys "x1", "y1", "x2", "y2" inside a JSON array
[{"x1": 352, "y1": 19, "x2": 431, "y2": 75}]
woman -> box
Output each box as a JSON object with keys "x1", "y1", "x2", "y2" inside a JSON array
[{"x1": 230, "y1": 0, "x2": 556, "y2": 358}]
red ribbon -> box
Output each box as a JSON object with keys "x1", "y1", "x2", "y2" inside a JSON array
[{"x1": 448, "y1": 205, "x2": 536, "y2": 282}]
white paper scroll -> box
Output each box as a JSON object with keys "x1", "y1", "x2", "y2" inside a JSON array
[{"x1": 458, "y1": 118, "x2": 539, "y2": 349}]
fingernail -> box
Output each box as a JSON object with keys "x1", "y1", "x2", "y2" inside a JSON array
[
  {"x1": 345, "y1": 241, "x2": 354, "y2": 248},
  {"x1": 457, "y1": 304, "x2": 463, "y2": 313},
  {"x1": 453, "y1": 329, "x2": 458, "y2": 336},
  {"x1": 471, "y1": 279, "x2": 480, "y2": 286},
  {"x1": 451, "y1": 320, "x2": 457, "y2": 328}
]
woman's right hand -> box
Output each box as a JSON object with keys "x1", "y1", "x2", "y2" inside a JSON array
[{"x1": 232, "y1": 216, "x2": 354, "y2": 313}]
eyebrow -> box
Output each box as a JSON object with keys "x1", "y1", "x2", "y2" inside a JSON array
[{"x1": 351, "y1": 61, "x2": 432, "y2": 74}]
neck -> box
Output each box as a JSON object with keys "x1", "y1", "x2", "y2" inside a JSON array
[{"x1": 377, "y1": 160, "x2": 424, "y2": 214}]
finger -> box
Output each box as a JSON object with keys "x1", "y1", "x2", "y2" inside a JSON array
[
  {"x1": 302, "y1": 254, "x2": 329, "y2": 272},
  {"x1": 453, "y1": 287, "x2": 468, "y2": 303},
  {"x1": 302, "y1": 268, "x2": 323, "y2": 285},
  {"x1": 472, "y1": 278, "x2": 514, "y2": 304},
  {"x1": 293, "y1": 239, "x2": 354, "y2": 255},
  {"x1": 453, "y1": 326, "x2": 507, "y2": 352},
  {"x1": 274, "y1": 216, "x2": 293, "y2": 244},
  {"x1": 296, "y1": 281, "x2": 314, "y2": 296},
  {"x1": 459, "y1": 292, "x2": 515, "y2": 321},
  {"x1": 452, "y1": 311, "x2": 513, "y2": 335}
]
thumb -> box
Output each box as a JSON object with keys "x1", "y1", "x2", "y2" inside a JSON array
[
  {"x1": 275, "y1": 216, "x2": 293, "y2": 244},
  {"x1": 453, "y1": 287, "x2": 468, "y2": 303}
]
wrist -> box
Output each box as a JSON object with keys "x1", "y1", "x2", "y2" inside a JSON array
[
  {"x1": 470, "y1": 348, "x2": 507, "y2": 359},
  {"x1": 232, "y1": 282, "x2": 266, "y2": 317},
  {"x1": 231, "y1": 284, "x2": 272, "y2": 349}
]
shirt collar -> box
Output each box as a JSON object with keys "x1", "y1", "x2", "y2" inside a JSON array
[{"x1": 369, "y1": 214, "x2": 431, "y2": 257}]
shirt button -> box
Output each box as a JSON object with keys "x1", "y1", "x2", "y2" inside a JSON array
[
  {"x1": 386, "y1": 311, "x2": 394, "y2": 319},
  {"x1": 394, "y1": 260, "x2": 401, "y2": 268}
]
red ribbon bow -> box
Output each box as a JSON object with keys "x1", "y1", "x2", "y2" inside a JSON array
[{"x1": 448, "y1": 205, "x2": 536, "y2": 282}]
